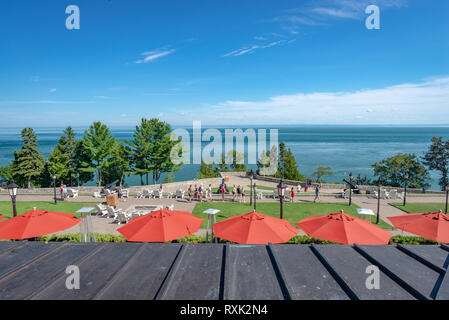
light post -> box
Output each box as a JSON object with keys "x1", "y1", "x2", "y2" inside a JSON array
[
  {"x1": 445, "y1": 185, "x2": 448, "y2": 214},
  {"x1": 53, "y1": 173, "x2": 57, "y2": 205},
  {"x1": 7, "y1": 180, "x2": 18, "y2": 217},
  {"x1": 249, "y1": 170, "x2": 253, "y2": 206},
  {"x1": 349, "y1": 172, "x2": 353, "y2": 207},
  {"x1": 403, "y1": 173, "x2": 409, "y2": 207},
  {"x1": 277, "y1": 179, "x2": 286, "y2": 219},
  {"x1": 253, "y1": 182, "x2": 257, "y2": 211},
  {"x1": 376, "y1": 183, "x2": 381, "y2": 224}
]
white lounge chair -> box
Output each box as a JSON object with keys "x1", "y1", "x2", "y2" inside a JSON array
[
  {"x1": 107, "y1": 206, "x2": 122, "y2": 219},
  {"x1": 95, "y1": 204, "x2": 108, "y2": 217},
  {"x1": 116, "y1": 212, "x2": 130, "y2": 225},
  {"x1": 121, "y1": 189, "x2": 129, "y2": 199}
]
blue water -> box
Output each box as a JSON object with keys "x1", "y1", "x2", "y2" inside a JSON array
[{"x1": 1, "y1": 125, "x2": 448, "y2": 189}]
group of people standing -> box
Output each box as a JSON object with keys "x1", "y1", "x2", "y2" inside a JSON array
[
  {"x1": 231, "y1": 185, "x2": 246, "y2": 202},
  {"x1": 187, "y1": 184, "x2": 212, "y2": 202}
]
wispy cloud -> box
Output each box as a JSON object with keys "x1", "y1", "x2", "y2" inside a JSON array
[
  {"x1": 49, "y1": 88, "x2": 57, "y2": 93},
  {"x1": 271, "y1": 0, "x2": 408, "y2": 33},
  {"x1": 195, "y1": 76, "x2": 449, "y2": 124},
  {"x1": 136, "y1": 48, "x2": 175, "y2": 64},
  {"x1": 224, "y1": 39, "x2": 294, "y2": 57}
]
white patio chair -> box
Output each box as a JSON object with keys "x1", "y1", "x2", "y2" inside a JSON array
[
  {"x1": 95, "y1": 204, "x2": 108, "y2": 217},
  {"x1": 107, "y1": 206, "x2": 122, "y2": 219},
  {"x1": 153, "y1": 189, "x2": 162, "y2": 199},
  {"x1": 116, "y1": 212, "x2": 131, "y2": 225},
  {"x1": 142, "y1": 189, "x2": 153, "y2": 198},
  {"x1": 166, "y1": 192, "x2": 174, "y2": 199},
  {"x1": 176, "y1": 189, "x2": 185, "y2": 199},
  {"x1": 121, "y1": 189, "x2": 129, "y2": 199},
  {"x1": 67, "y1": 189, "x2": 79, "y2": 198},
  {"x1": 389, "y1": 189, "x2": 398, "y2": 199},
  {"x1": 93, "y1": 191, "x2": 102, "y2": 198},
  {"x1": 272, "y1": 190, "x2": 277, "y2": 199}
]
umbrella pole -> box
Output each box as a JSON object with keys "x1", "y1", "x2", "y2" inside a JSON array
[
  {"x1": 206, "y1": 214, "x2": 210, "y2": 244},
  {"x1": 213, "y1": 214, "x2": 217, "y2": 244}
]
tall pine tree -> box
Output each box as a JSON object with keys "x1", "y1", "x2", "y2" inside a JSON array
[
  {"x1": 13, "y1": 128, "x2": 46, "y2": 188},
  {"x1": 48, "y1": 126, "x2": 78, "y2": 186}
]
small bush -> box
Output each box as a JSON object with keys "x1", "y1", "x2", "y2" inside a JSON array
[{"x1": 24, "y1": 234, "x2": 445, "y2": 245}]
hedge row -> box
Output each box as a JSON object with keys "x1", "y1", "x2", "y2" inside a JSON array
[{"x1": 32, "y1": 234, "x2": 441, "y2": 245}]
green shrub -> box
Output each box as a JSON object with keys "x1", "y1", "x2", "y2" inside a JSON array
[{"x1": 20, "y1": 234, "x2": 447, "y2": 245}]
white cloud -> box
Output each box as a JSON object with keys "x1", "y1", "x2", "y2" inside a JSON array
[
  {"x1": 223, "y1": 39, "x2": 295, "y2": 57},
  {"x1": 136, "y1": 48, "x2": 175, "y2": 64},
  {"x1": 254, "y1": 36, "x2": 268, "y2": 41},
  {"x1": 49, "y1": 88, "x2": 57, "y2": 92},
  {"x1": 192, "y1": 76, "x2": 449, "y2": 125},
  {"x1": 157, "y1": 112, "x2": 164, "y2": 117},
  {"x1": 120, "y1": 113, "x2": 127, "y2": 118}
]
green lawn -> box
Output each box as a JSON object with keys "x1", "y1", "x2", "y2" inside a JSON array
[
  {"x1": 192, "y1": 202, "x2": 392, "y2": 229},
  {"x1": 250, "y1": 185, "x2": 276, "y2": 191},
  {"x1": 0, "y1": 201, "x2": 97, "y2": 219},
  {"x1": 392, "y1": 202, "x2": 447, "y2": 214}
]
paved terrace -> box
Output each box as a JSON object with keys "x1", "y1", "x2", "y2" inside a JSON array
[
  {"x1": 0, "y1": 241, "x2": 448, "y2": 300},
  {"x1": 0, "y1": 179, "x2": 446, "y2": 237}
]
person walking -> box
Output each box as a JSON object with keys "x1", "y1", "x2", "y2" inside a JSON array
[
  {"x1": 241, "y1": 185, "x2": 245, "y2": 202},
  {"x1": 221, "y1": 184, "x2": 226, "y2": 201},
  {"x1": 198, "y1": 184, "x2": 203, "y2": 202},
  {"x1": 187, "y1": 185, "x2": 192, "y2": 202},
  {"x1": 232, "y1": 185, "x2": 236, "y2": 202},
  {"x1": 297, "y1": 184, "x2": 301, "y2": 193},
  {"x1": 291, "y1": 188, "x2": 295, "y2": 202},
  {"x1": 313, "y1": 184, "x2": 321, "y2": 203},
  {"x1": 60, "y1": 184, "x2": 64, "y2": 201},
  {"x1": 236, "y1": 185, "x2": 241, "y2": 202},
  {"x1": 207, "y1": 184, "x2": 212, "y2": 201}
]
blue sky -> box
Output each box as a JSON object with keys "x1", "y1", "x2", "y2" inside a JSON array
[{"x1": 0, "y1": 0, "x2": 448, "y2": 127}]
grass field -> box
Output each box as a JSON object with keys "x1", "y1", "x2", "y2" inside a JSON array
[
  {"x1": 392, "y1": 202, "x2": 447, "y2": 214},
  {"x1": 192, "y1": 202, "x2": 392, "y2": 229},
  {"x1": 0, "y1": 201, "x2": 96, "y2": 219}
]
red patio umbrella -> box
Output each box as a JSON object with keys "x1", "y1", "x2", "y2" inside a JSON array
[
  {"x1": 387, "y1": 211, "x2": 449, "y2": 243},
  {"x1": 212, "y1": 211, "x2": 299, "y2": 244},
  {"x1": 117, "y1": 209, "x2": 203, "y2": 242},
  {"x1": 296, "y1": 210, "x2": 392, "y2": 245},
  {"x1": 0, "y1": 209, "x2": 82, "y2": 240},
  {"x1": 0, "y1": 215, "x2": 4, "y2": 222}
]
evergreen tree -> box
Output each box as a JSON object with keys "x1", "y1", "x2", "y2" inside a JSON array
[
  {"x1": 198, "y1": 160, "x2": 217, "y2": 179},
  {"x1": 0, "y1": 162, "x2": 14, "y2": 182},
  {"x1": 373, "y1": 153, "x2": 430, "y2": 188},
  {"x1": 281, "y1": 147, "x2": 304, "y2": 181},
  {"x1": 214, "y1": 154, "x2": 229, "y2": 174},
  {"x1": 12, "y1": 128, "x2": 46, "y2": 188},
  {"x1": 312, "y1": 166, "x2": 333, "y2": 183},
  {"x1": 79, "y1": 121, "x2": 118, "y2": 186},
  {"x1": 73, "y1": 140, "x2": 94, "y2": 186},
  {"x1": 102, "y1": 142, "x2": 131, "y2": 185},
  {"x1": 422, "y1": 137, "x2": 449, "y2": 190},
  {"x1": 226, "y1": 150, "x2": 247, "y2": 172},
  {"x1": 127, "y1": 118, "x2": 181, "y2": 185},
  {"x1": 48, "y1": 126, "x2": 78, "y2": 185}
]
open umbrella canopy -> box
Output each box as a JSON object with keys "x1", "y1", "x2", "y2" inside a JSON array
[
  {"x1": 0, "y1": 209, "x2": 81, "y2": 240},
  {"x1": 387, "y1": 211, "x2": 449, "y2": 243},
  {"x1": 296, "y1": 211, "x2": 392, "y2": 245},
  {"x1": 117, "y1": 209, "x2": 203, "y2": 242},
  {"x1": 212, "y1": 211, "x2": 298, "y2": 244}
]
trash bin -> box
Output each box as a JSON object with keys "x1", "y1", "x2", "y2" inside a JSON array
[{"x1": 106, "y1": 194, "x2": 118, "y2": 207}]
